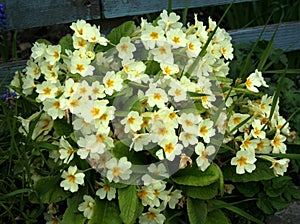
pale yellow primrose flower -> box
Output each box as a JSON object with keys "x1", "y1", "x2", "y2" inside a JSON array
[
  {"x1": 195, "y1": 143, "x2": 216, "y2": 171},
  {"x1": 116, "y1": 36, "x2": 136, "y2": 60},
  {"x1": 60, "y1": 165, "x2": 85, "y2": 192},
  {"x1": 58, "y1": 137, "x2": 75, "y2": 164},
  {"x1": 255, "y1": 138, "x2": 272, "y2": 154},
  {"x1": 96, "y1": 182, "x2": 116, "y2": 201},
  {"x1": 36, "y1": 81, "x2": 58, "y2": 102},
  {"x1": 139, "y1": 208, "x2": 165, "y2": 223},
  {"x1": 25, "y1": 59, "x2": 41, "y2": 79},
  {"x1": 45, "y1": 45, "x2": 61, "y2": 65},
  {"x1": 166, "y1": 28, "x2": 187, "y2": 48},
  {"x1": 157, "y1": 10, "x2": 182, "y2": 31},
  {"x1": 141, "y1": 25, "x2": 166, "y2": 50},
  {"x1": 270, "y1": 158, "x2": 290, "y2": 176},
  {"x1": 150, "y1": 44, "x2": 174, "y2": 64},
  {"x1": 198, "y1": 119, "x2": 215, "y2": 144},
  {"x1": 121, "y1": 111, "x2": 143, "y2": 133},
  {"x1": 156, "y1": 136, "x2": 183, "y2": 161},
  {"x1": 231, "y1": 150, "x2": 257, "y2": 174},
  {"x1": 271, "y1": 133, "x2": 287, "y2": 153},
  {"x1": 105, "y1": 157, "x2": 132, "y2": 182},
  {"x1": 43, "y1": 98, "x2": 65, "y2": 120},
  {"x1": 145, "y1": 86, "x2": 168, "y2": 109},
  {"x1": 186, "y1": 34, "x2": 201, "y2": 58},
  {"x1": 245, "y1": 69, "x2": 269, "y2": 92},
  {"x1": 250, "y1": 119, "x2": 266, "y2": 139},
  {"x1": 78, "y1": 195, "x2": 95, "y2": 219},
  {"x1": 103, "y1": 71, "x2": 123, "y2": 96}
]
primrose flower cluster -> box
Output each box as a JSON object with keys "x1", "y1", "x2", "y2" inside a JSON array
[{"x1": 10, "y1": 10, "x2": 291, "y2": 222}]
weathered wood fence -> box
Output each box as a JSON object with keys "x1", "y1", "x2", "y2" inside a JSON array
[{"x1": 1, "y1": 0, "x2": 300, "y2": 94}]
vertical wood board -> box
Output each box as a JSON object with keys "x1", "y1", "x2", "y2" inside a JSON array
[{"x1": 3, "y1": 0, "x2": 101, "y2": 30}]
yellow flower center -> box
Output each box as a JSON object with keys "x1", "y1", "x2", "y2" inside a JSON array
[
  {"x1": 43, "y1": 87, "x2": 52, "y2": 95},
  {"x1": 120, "y1": 44, "x2": 128, "y2": 52},
  {"x1": 147, "y1": 212, "x2": 157, "y2": 220},
  {"x1": 150, "y1": 31, "x2": 159, "y2": 40},
  {"x1": 189, "y1": 43, "x2": 194, "y2": 51},
  {"x1": 172, "y1": 36, "x2": 180, "y2": 44},
  {"x1": 138, "y1": 189, "x2": 147, "y2": 198},
  {"x1": 91, "y1": 107, "x2": 100, "y2": 117},
  {"x1": 53, "y1": 51, "x2": 59, "y2": 59},
  {"x1": 200, "y1": 125, "x2": 208, "y2": 135},
  {"x1": 127, "y1": 116, "x2": 135, "y2": 124},
  {"x1": 237, "y1": 156, "x2": 247, "y2": 166},
  {"x1": 112, "y1": 167, "x2": 121, "y2": 177},
  {"x1": 67, "y1": 174, "x2": 76, "y2": 183},
  {"x1": 233, "y1": 117, "x2": 241, "y2": 124},
  {"x1": 273, "y1": 136, "x2": 281, "y2": 147},
  {"x1": 164, "y1": 143, "x2": 174, "y2": 154},
  {"x1": 76, "y1": 64, "x2": 85, "y2": 72},
  {"x1": 245, "y1": 78, "x2": 252, "y2": 88},
  {"x1": 106, "y1": 79, "x2": 114, "y2": 88},
  {"x1": 154, "y1": 93, "x2": 162, "y2": 100},
  {"x1": 53, "y1": 101, "x2": 60, "y2": 109},
  {"x1": 103, "y1": 184, "x2": 111, "y2": 192}
]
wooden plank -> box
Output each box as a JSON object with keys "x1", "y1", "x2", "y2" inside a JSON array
[
  {"x1": 0, "y1": 60, "x2": 26, "y2": 94},
  {"x1": 229, "y1": 21, "x2": 300, "y2": 52},
  {"x1": 4, "y1": 0, "x2": 101, "y2": 31},
  {"x1": 101, "y1": 0, "x2": 254, "y2": 18}
]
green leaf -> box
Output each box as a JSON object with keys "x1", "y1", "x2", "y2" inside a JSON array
[
  {"x1": 223, "y1": 161, "x2": 276, "y2": 182},
  {"x1": 256, "y1": 192, "x2": 274, "y2": 215},
  {"x1": 210, "y1": 199, "x2": 264, "y2": 224},
  {"x1": 32, "y1": 176, "x2": 69, "y2": 204},
  {"x1": 53, "y1": 118, "x2": 73, "y2": 137},
  {"x1": 36, "y1": 38, "x2": 52, "y2": 45},
  {"x1": 172, "y1": 163, "x2": 220, "y2": 186},
  {"x1": 236, "y1": 182, "x2": 260, "y2": 197},
  {"x1": 205, "y1": 209, "x2": 231, "y2": 224},
  {"x1": 180, "y1": 181, "x2": 219, "y2": 200},
  {"x1": 187, "y1": 197, "x2": 207, "y2": 224},
  {"x1": 118, "y1": 185, "x2": 143, "y2": 224},
  {"x1": 61, "y1": 195, "x2": 86, "y2": 224},
  {"x1": 97, "y1": 21, "x2": 135, "y2": 52},
  {"x1": 145, "y1": 60, "x2": 161, "y2": 76},
  {"x1": 88, "y1": 198, "x2": 122, "y2": 224},
  {"x1": 59, "y1": 35, "x2": 74, "y2": 54},
  {"x1": 111, "y1": 141, "x2": 134, "y2": 160}
]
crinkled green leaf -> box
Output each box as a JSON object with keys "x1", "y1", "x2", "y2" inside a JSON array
[
  {"x1": 53, "y1": 118, "x2": 73, "y2": 137},
  {"x1": 96, "y1": 21, "x2": 135, "y2": 52},
  {"x1": 31, "y1": 176, "x2": 69, "y2": 204},
  {"x1": 88, "y1": 198, "x2": 122, "y2": 224},
  {"x1": 187, "y1": 197, "x2": 207, "y2": 224},
  {"x1": 180, "y1": 181, "x2": 219, "y2": 200},
  {"x1": 118, "y1": 185, "x2": 143, "y2": 224},
  {"x1": 236, "y1": 182, "x2": 260, "y2": 197},
  {"x1": 205, "y1": 209, "x2": 231, "y2": 224},
  {"x1": 61, "y1": 195, "x2": 86, "y2": 224},
  {"x1": 223, "y1": 161, "x2": 276, "y2": 182},
  {"x1": 172, "y1": 163, "x2": 220, "y2": 186},
  {"x1": 59, "y1": 35, "x2": 74, "y2": 54}
]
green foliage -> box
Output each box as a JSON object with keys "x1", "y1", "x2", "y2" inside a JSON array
[
  {"x1": 89, "y1": 198, "x2": 122, "y2": 224},
  {"x1": 223, "y1": 161, "x2": 276, "y2": 182},
  {"x1": 187, "y1": 198, "x2": 207, "y2": 224},
  {"x1": 118, "y1": 185, "x2": 143, "y2": 224},
  {"x1": 59, "y1": 35, "x2": 74, "y2": 54},
  {"x1": 172, "y1": 163, "x2": 220, "y2": 186},
  {"x1": 61, "y1": 195, "x2": 86, "y2": 224}
]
